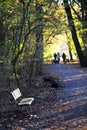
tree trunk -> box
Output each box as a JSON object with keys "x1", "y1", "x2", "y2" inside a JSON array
[
  {"x1": 63, "y1": 0, "x2": 87, "y2": 67},
  {"x1": 35, "y1": 2, "x2": 43, "y2": 75},
  {"x1": 69, "y1": 46, "x2": 73, "y2": 60},
  {"x1": 0, "y1": 20, "x2": 5, "y2": 56}
]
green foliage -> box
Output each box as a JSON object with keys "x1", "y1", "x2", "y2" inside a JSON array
[
  {"x1": 1, "y1": 0, "x2": 87, "y2": 83},
  {"x1": 44, "y1": 43, "x2": 54, "y2": 61}
]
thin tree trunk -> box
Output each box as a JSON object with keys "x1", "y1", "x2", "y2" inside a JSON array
[
  {"x1": 69, "y1": 46, "x2": 73, "y2": 60},
  {"x1": 35, "y1": 2, "x2": 43, "y2": 75},
  {"x1": 0, "y1": 20, "x2": 5, "y2": 56}
]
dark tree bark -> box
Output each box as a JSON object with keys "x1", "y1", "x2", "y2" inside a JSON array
[
  {"x1": 69, "y1": 46, "x2": 73, "y2": 60},
  {"x1": 0, "y1": 21, "x2": 5, "y2": 41},
  {"x1": 0, "y1": 20, "x2": 5, "y2": 56},
  {"x1": 63, "y1": 0, "x2": 87, "y2": 67},
  {"x1": 35, "y1": 2, "x2": 43, "y2": 75},
  {"x1": 80, "y1": 0, "x2": 87, "y2": 21}
]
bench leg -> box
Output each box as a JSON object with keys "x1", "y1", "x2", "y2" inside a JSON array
[{"x1": 18, "y1": 105, "x2": 34, "y2": 116}]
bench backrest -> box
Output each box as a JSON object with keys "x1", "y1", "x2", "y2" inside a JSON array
[{"x1": 11, "y1": 88, "x2": 22, "y2": 100}]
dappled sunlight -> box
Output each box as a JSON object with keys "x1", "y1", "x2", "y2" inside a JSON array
[{"x1": 64, "y1": 73, "x2": 87, "y2": 82}]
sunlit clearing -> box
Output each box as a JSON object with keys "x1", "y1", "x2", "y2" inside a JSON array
[{"x1": 44, "y1": 34, "x2": 69, "y2": 62}]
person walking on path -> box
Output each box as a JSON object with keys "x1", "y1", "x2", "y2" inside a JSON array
[
  {"x1": 54, "y1": 53, "x2": 57, "y2": 64},
  {"x1": 57, "y1": 52, "x2": 60, "y2": 64},
  {"x1": 62, "y1": 52, "x2": 66, "y2": 63}
]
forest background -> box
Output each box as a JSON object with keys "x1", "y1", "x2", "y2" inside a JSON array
[{"x1": 0, "y1": 0, "x2": 87, "y2": 87}]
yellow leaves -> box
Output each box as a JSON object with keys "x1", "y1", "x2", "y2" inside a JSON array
[
  {"x1": 41, "y1": 105, "x2": 44, "y2": 109},
  {"x1": 20, "y1": 40, "x2": 24, "y2": 51},
  {"x1": 18, "y1": 119, "x2": 23, "y2": 123},
  {"x1": 15, "y1": 0, "x2": 19, "y2": 4},
  {"x1": 37, "y1": 0, "x2": 44, "y2": 3}
]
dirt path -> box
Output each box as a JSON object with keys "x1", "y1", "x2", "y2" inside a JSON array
[{"x1": 42, "y1": 63, "x2": 87, "y2": 130}]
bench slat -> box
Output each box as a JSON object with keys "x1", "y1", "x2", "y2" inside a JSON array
[{"x1": 18, "y1": 97, "x2": 34, "y2": 105}]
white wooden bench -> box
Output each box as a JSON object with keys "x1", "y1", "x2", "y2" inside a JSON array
[{"x1": 11, "y1": 88, "x2": 34, "y2": 114}]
